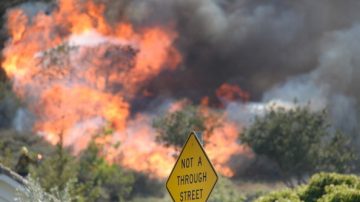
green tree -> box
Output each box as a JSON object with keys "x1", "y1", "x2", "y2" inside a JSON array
[
  {"x1": 319, "y1": 130, "x2": 357, "y2": 173},
  {"x1": 240, "y1": 105, "x2": 356, "y2": 186},
  {"x1": 78, "y1": 141, "x2": 135, "y2": 202},
  {"x1": 30, "y1": 134, "x2": 79, "y2": 194},
  {"x1": 153, "y1": 105, "x2": 206, "y2": 149}
]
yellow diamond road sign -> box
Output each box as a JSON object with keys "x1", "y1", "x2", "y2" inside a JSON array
[{"x1": 166, "y1": 132, "x2": 218, "y2": 202}]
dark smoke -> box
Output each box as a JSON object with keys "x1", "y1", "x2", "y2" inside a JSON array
[
  {"x1": 103, "y1": 0, "x2": 360, "y2": 135},
  {"x1": 105, "y1": 0, "x2": 356, "y2": 97},
  {"x1": 2, "y1": 0, "x2": 360, "y2": 134},
  {"x1": 0, "y1": 0, "x2": 359, "y2": 180}
]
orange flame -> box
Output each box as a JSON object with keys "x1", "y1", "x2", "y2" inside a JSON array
[
  {"x1": 2, "y1": 0, "x2": 248, "y2": 178},
  {"x1": 205, "y1": 119, "x2": 253, "y2": 177},
  {"x1": 216, "y1": 83, "x2": 250, "y2": 103}
]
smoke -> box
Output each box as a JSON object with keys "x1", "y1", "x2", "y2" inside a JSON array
[
  {"x1": 12, "y1": 108, "x2": 34, "y2": 132},
  {"x1": 264, "y1": 24, "x2": 360, "y2": 135},
  {"x1": 4, "y1": 0, "x2": 360, "y2": 125},
  {"x1": 0, "y1": 93, "x2": 18, "y2": 128},
  {"x1": 103, "y1": 0, "x2": 360, "y2": 133},
  {"x1": 113, "y1": 0, "x2": 313, "y2": 100},
  {"x1": 1, "y1": 0, "x2": 360, "y2": 177}
]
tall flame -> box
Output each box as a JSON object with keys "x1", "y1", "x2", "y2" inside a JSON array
[{"x1": 2, "y1": 0, "x2": 249, "y2": 178}]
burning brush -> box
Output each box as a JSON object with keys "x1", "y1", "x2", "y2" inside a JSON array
[{"x1": 2, "y1": 0, "x2": 250, "y2": 179}]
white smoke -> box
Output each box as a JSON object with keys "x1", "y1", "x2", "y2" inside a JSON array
[
  {"x1": 264, "y1": 24, "x2": 360, "y2": 135},
  {"x1": 13, "y1": 108, "x2": 34, "y2": 133}
]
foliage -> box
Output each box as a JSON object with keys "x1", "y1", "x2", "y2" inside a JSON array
[
  {"x1": 255, "y1": 189, "x2": 301, "y2": 202},
  {"x1": 0, "y1": 124, "x2": 136, "y2": 202},
  {"x1": 255, "y1": 173, "x2": 360, "y2": 202},
  {"x1": 30, "y1": 137, "x2": 79, "y2": 193},
  {"x1": 49, "y1": 178, "x2": 80, "y2": 202},
  {"x1": 319, "y1": 131, "x2": 357, "y2": 173},
  {"x1": 153, "y1": 104, "x2": 206, "y2": 148},
  {"x1": 299, "y1": 173, "x2": 360, "y2": 202},
  {"x1": 77, "y1": 141, "x2": 135, "y2": 202},
  {"x1": 317, "y1": 185, "x2": 360, "y2": 202},
  {"x1": 15, "y1": 136, "x2": 136, "y2": 202},
  {"x1": 240, "y1": 105, "x2": 356, "y2": 186},
  {"x1": 208, "y1": 176, "x2": 246, "y2": 202}
]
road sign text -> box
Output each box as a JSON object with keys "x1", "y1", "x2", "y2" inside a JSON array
[{"x1": 166, "y1": 132, "x2": 218, "y2": 202}]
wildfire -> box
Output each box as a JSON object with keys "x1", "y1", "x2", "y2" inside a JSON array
[
  {"x1": 216, "y1": 83, "x2": 250, "y2": 104},
  {"x1": 2, "y1": 0, "x2": 249, "y2": 178}
]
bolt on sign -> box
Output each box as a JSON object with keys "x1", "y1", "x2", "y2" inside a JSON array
[{"x1": 166, "y1": 131, "x2": 218, "y2": 202}]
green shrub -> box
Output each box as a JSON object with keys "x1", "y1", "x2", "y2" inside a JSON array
[
  {"x1": 299, "y1": 173, "x2": 360, "y2": 202},
  {"x1": 255, "y1": 173, "x2": 360, "y2": 202},
  {"x1": 30, "y1": 141, "x2": 79, "y2": 193},
  {"x1": 77, "y1": 141, "x2": 135, "y2": 202},
  {"x1": 255, "y1": 189, "x2": 301, "y2": 202},
  {"x1": 317, "y1": 185, "x2": 360, "y2": 202}
]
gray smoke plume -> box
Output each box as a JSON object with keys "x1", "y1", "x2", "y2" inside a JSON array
[
  {"x1": 3, "y1": 0, "x2": 360, "y2": 134},
  {"x1": 106, "y1": 0, "x2": 356, "y2": 98},
  {"x1": 264, "y1": 24, "x2": 360, "y2": 135},
  {"x1": 103, "y1": 0, "x2": 360, "y2": 134},
  {"x1": 1, "y1": 0, "x2": 359, "y2": 179}
]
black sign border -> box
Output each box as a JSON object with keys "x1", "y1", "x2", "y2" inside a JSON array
[{"x1": 166, "y1": 131, "x2": 219, "y2": 202}]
